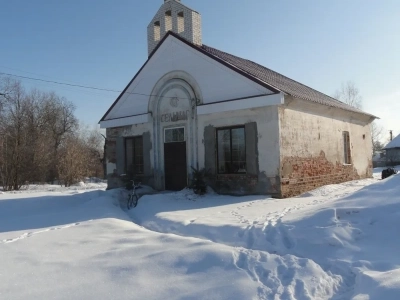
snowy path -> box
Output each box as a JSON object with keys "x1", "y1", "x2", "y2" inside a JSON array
[
  {"x1": 123, "y1": 178, "x2": 379, "y2": 299},
  {"x1": 128, "y1": 179, "x2": 377, "y2": 254}
]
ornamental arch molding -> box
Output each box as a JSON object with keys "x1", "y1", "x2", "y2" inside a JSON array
[
  {"x1": 148, "y1": 70, "x2": 203, "y2": 113},
  {"x1": 148, "y1": 71, "x2": 202, "y2": 190}
]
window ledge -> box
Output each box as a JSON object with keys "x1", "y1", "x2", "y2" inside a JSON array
[{"x1": 342, "y1": 163, "x2": 352, "y2": 166}]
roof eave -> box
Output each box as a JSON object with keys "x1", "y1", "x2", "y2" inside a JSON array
[{"x1": 98, "y1": 32, "x2": 175, "y2": 123}]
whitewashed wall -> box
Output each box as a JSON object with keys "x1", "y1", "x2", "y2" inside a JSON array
[
  {"x1": 105, "y1": 122, "x2": 153, "y2": 176},
  {"x1": 279, "y1": 97, "x2": 373, "y2": 176},
  {"x1": 101, "y1": 35, "x2": 272, "y2": 126},
  {"x1": 197, "y1": 106, "x2": 281, "y2": 178}
]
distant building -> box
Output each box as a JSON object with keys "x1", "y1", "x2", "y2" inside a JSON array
[
  {"x1": 99, "y1": 0, "x2": 376, "y2": 197},
  {"x1": 384, "y1": 134, "x2": 400, "y2": 166},
  {"x1": 372, "y1": 151, "x2": 386, "y2": 168}
]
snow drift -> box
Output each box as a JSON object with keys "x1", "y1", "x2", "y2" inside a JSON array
[{"x1": 1, "y1": 174, "x2": 399, "y2": 299}]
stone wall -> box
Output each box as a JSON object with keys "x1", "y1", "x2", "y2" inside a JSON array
[
  {"x1": 212, "y1": 174, "x2": 258, "y2": 195},
  {"x1": 278, "y1": 97, "x2": 373, "y2": 198},
  {"x1": 280, "y1": 151, "x2": 361, "y2": 198},
  {"x1": 210, "y1": 173, "x2": 280, "y2": 197}
]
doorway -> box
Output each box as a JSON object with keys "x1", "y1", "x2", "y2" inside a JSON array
[{"x1": 164, "y1": 127, "x2": 187, "y2": 190}]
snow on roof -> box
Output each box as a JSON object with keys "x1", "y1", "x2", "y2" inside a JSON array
[{"x1": 384, "y1": 133, "x2": 400, "y2": 149}]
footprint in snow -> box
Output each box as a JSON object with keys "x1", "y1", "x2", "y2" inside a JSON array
[
  {"x1": 1, "y1": 222, "x2": 82, "y2": 244},
  {"x1": 184, "y1": 219, "x2": 196, "y2": 225}
]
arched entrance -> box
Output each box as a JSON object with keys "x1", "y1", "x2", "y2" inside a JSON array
[{"x1": 149, "y1": 74, "x2": 202, "y2": 190}]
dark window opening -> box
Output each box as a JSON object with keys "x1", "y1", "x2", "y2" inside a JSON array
[
  {"x1": 125, "y1": 136, "x2": 144, "y2": 175},
  {"x1": 165, "y1": 10, "x2": 172, "y2": 31},
  {"x1": 154, "y1": 21, "x2": 161, "y2": 41},
  {"x1": 217, "y1": 127, "x2": 246, "y2": 174},
  {"x1": 177, "y1": 11, "x2": 184, "y2": 33},
  {"x1": 343, "y1": 131, "x2": 351, "y2": 164}
]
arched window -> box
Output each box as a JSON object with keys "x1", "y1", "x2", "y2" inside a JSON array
[
  {"x1": 177, "y1": 11, "x2": 184, "y2": 33},
  {"x1": 165, "y1": 10, "x2": 172, "y2": 32},
  {"x1": 154, "y1": 21, "x2": 161, "y2": 41}
]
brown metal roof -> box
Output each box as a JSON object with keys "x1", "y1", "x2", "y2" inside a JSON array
[{"x1": 201, "y1": 44, "x2": 376, "y2": 118}]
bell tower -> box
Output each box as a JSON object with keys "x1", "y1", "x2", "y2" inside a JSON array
[{"x1": 147, "y1": 0, "x2": 202, "y2": 56}]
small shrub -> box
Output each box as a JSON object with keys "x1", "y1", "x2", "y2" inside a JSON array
[
  {"x1": 190, "y1": 167, "x2": 210, "y2": 195},
  {"x1": 120, "y1": 172, "x2": 134, "y2": 190}
]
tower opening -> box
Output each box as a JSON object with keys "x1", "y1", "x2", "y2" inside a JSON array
[
  {"x1": 177, "y1": 11, "x2": 184, "y2": 33},
  {"x1": 165, "y1": 10, "x2": 172, "y2": 32},
  {"x1": 147, "y1": 0, "x2": 202, "y2": 56},
  {"x1": 154, "y1": 21, "x2": 161, "y2": 41}
]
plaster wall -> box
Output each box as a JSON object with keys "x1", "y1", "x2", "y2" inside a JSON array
[
  {"x1": 105, "y1": 123, "x2": 153, "y2": 189},
  {"x1": 197, "y1": 105, "x2": 281, "y2": 195},
  {"x1": 148, "y1": 77, "x2": 198, "y2": 190},
  {"x1": 102, "y1": 36, "x2": 272, "y2": 124},
  {"x1": 278, "y1": 97, "x2": 373, "y2": 197}
]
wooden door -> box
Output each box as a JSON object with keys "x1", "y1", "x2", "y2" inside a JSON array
[{"x1": 164, "y1": 141, "x2": 187, "y2": 190}]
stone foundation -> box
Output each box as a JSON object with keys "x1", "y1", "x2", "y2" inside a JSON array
[
  {"x1": 280, "y1": 151, "x2": 362, "y2": 198},
  {"x1": 207, "y1": 173, "x2": 280, "y2": 197},
  {"x1": 211, "y1": 174, "x2": 258, "y2": 195}
]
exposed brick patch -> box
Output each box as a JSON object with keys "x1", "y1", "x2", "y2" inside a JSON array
[{"x1": 280, "y1": 151, "x2": 361, "y2": 198}]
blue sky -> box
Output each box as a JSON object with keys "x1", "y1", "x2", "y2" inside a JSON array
[{"x1": 1, "y1": 0, "x2": 399, "y2": 141}]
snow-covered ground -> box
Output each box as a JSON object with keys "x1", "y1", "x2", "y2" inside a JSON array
[{"x1": 1, "y1": 169, "x2": 399, "y2": 299}]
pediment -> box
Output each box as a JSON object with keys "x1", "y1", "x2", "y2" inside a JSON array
[{"x1": 100, "y1": 33, "x2": 278, "y2": 127}]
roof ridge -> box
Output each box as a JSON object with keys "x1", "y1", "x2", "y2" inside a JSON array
[
  {"x1": 201, "y1": 44, "x2": 282, "y2": 92},
  {"x1": 203, "y1": 44, "x2": 364, "y2": 113},
  {"x1": 241, "y1": 57, "x2": 348, "y2": 107}
]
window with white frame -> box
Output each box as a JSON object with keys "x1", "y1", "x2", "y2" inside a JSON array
[{"x1": 164, "y1": 127, "x2": 185, "y2": 143}]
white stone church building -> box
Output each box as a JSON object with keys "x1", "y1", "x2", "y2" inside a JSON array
[{"x1": 100, "y1": 0, "x2": 376, "y2": 197}]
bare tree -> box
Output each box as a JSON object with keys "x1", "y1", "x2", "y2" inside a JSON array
[
  {"x1": 333, "y1": 81, "x2": 385, "y2": 157},
  {"x1": 78, "y1": 124, "x2": 105, "y2": 179},
  {"x1": 57, "y1": 135, "x2": 89, "y2": 187},
  {"x1": 56, "y1": 126, "x2": 104, "y2": 186},
  {"x1": 0, "y1": 76, "x2": 105, "y2": 190},
  {"x1": 333, "y1": 81, "x2": 363, "y2": 109},
  {"x1": 371, "y1": 121, "x2": 384, "y2": 153},
  {"x1": 0, "y1": 77, "x2": 81, "y2": 190},
  {"x1": 0, "y1": 78, "x2": 32, "y2": 190},
  {"x1": 41, "y1": 93, "x2": 78, "y2": 182}
]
